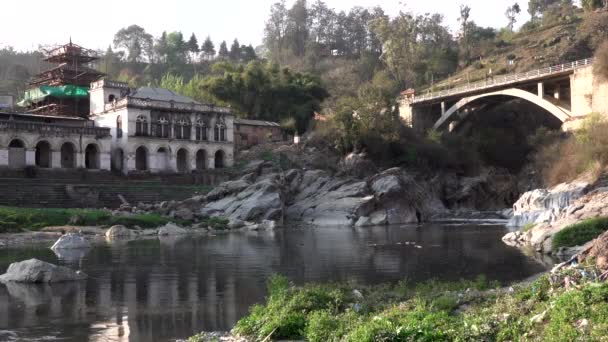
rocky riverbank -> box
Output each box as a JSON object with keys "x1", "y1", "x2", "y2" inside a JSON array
[{"x1": 503, "y1": 175, "x2": 608, "y2": 255}]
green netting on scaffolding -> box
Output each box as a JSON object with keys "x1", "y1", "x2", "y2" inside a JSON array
[{"x1": 17, "y1": 85, "x2": 89, "y2": 107}]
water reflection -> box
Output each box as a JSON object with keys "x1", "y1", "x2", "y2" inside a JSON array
[{"x1": 0, "y1": 224, "x2": 548, "y2": 341}]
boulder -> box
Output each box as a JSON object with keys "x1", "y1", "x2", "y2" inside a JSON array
[
  {"x1": 205, "y1": 179, "x2": 251, "y2": 201},
  {"x1": 202, "y1": 179, "x2": 284, "y2": 223},
  {"x1": 580, "y1": 231, "x2": 608, "y2": 271},
  {"x1": 105, "y1": 225, "x2": 136, "y2": 239},
  {"x1": 50, "y1": 233, "x2": 91, "y2": 250},
  {"x1": 158, "y1": 223, "x2": 188, "y2": 236},
  {"x1": 0, "y1": 259, "x2": 87, "y2": 283}
]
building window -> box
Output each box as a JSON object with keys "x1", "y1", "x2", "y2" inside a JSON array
[
  {"x1": 196, "y1": 119, "x2": 208, "y2": 141},
  {"x1": 154, "y1": 117, "x2": 170, "y2": 138},
  {"x1": 116, "y1": 115, "x2": 123, "y2": 138},
  {"x1": 175, "y1": 118, "x2": 191, "y2": 140},
  {"x1": 214, "y1": 121, "x2": 226, "y2": 142},
  {"x1": 135, "y1": 115, "x2": 148, "y2": 136}
]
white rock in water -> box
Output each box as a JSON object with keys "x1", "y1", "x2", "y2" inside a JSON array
[
  {"x1": 51, "y1": 233, "x2": 91, "y2": 250},
  {"x1": 0, "y1": 259, "x2": 87, "y2": 283},
  {"x1": 158, "y1": 223, "x2": 188, "y2": 236},
  {"x1": 105, "y1": 225, "x2": 136, "y2": 239}
]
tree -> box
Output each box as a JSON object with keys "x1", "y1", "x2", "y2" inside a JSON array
[
  {"x1": 241, "y1": 44, "x2": 258, "y2": 63},
  {"x1": 505, "y1": 3, "x2": 522, "y2": 31},
  {"x1": 581, "y1": 0, "x2": 605, "y2": 10},
  {"x1": 154, "y1": 31, "x2": 168, "y2": 63},
  {"x1": 187, "y1": 33, "x2": 199, "y2": 62},
  {"x1": 201, "y1": 36, "x2": 216, "y2": 61},
  {"x1": 229, "y1": 39, "x2": 242, "y2": 62},
  {"x1": 286, "y1": 0, "x2": 309, "y2": 57},
  {"x1": 165, "y1": 32, "x2": 188, "y2": 68},
  {"x1": 113, "y1": 25, "x2": 154, "y2": 63},
  {"x1": 218, "y1": 41, "x2": 229, "y2": 59},
  {"x1": 265, "y1": 0, "x2": 289, "y2": 61},
  {"x1": 528, "y1": 0, "x2": 560, "y2": 19},
  {"x1": 458, "y1": 5, "x2": 471, "y2": 41}
]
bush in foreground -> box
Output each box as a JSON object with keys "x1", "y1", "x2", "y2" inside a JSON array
[
  {"x1": 553, "y1": 217, "x2": 608, "y2": 249},
  {"x1": 231, "y1": 273, "x2": 608, "y2": 342}
]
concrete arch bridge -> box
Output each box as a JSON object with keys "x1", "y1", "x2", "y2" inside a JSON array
[{"x1": 399, "y1": 58, "x2": 608, "y2": 132}]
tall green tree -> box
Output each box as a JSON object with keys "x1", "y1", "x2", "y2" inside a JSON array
[
  {"x1": 286, "y1": 0, "x2": 309, "y2": 57},
  {"x1": 527, "y1": 0, "x2": 560, "y2": 19},
  {"x1": 265, "y1": 0, "x2": 289, "y2": 61},
  {"x1": 201, "y1": 36, "x2": 216, "y2": 60},
  {"x1": 229, "y1": 39, "x2": 242, "y2": 62},
  {"x1": 113, "y1": 25, "x2": 154, "y2": 63},
  {"x1": 218, "y1": 41, "x2": 229, "y2": 59},
  {"x1": 187, "y1": 33, "x2": 199, "y2": 62}
]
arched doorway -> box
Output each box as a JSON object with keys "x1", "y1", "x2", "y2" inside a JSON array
[
  {"x1": 8, "y1": 139, "x2": 26, "y2": 169},
  {"x1": 111, "y1": 148, "x2": 124, "y2": 173},
  {"x1": 157, "y1": 147, "x2": 170, "y2": 172},
  {"x1": 35, "y1": 141, "x2": 51, "y2": 168},
  {"x1": 135, "y1": 146, "x2": 148, "y2": 171},
  {"x1": 60, "y1": 142, "x2": 76, "y2": 169},
  {"x1": 177, "y1": 148, "x2": 189, "y2": 173},
  {"x1": 196, "y1": 149, "x2": 207, "y2": 171},
  {"x1": 214, "y1": 150, "x2": 225, "y2": 169},
  {"x1": 85, "y1": 144, "x2": 99, "y2": 169}
]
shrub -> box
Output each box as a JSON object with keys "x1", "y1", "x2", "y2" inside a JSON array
[
  {"x1": 553, "y1": 217, "x2": 608, "y2": 249},
  {"x1": 203, "y1": 217, "x2": 229, "y2": 230}
]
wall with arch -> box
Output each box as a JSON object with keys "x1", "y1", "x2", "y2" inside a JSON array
[{"x1": 0, "y1": 131, "x2": 112, "y2": 170}]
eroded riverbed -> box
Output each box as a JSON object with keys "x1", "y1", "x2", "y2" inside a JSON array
[{"x1": 0, "y1": 224, "x2": 548, "y2": 341}]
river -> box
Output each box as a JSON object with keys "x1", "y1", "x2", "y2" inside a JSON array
[{"x1": 0, "y1": 223, "x2": 548, "y2": 341}]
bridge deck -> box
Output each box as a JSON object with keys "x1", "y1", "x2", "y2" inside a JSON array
[{"x1": 411, "y1": 58, "x2": 593, "y2": 104}]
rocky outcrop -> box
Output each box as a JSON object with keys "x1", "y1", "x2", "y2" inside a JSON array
[
  {"x1": 50, "y1": 233, "x2": 91, "y2": 250},
  {"x1": 507, "y1": 182, "x2": 590, "y2": 227},
  {"x1": 504, "y1": 184, "x2": 608, "y2": 254},
  {"x1": 0, "y1": 259, "x2": 87, "y2": 283}
]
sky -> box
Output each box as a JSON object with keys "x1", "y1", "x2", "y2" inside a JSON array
[{"x1": 0, "y1": 0, "x2": 532, "y2": 52}]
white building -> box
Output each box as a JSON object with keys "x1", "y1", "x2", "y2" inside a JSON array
[
  {"x1": 90, "y1": 80, "x2": 235, "y2": 174},
  {"x1": 0, "y1": 112, "x2": 112, "y2": 170}
]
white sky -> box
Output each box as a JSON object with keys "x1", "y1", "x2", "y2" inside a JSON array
[{"x1": 0, "y1": 0, "x2": 532, "y2": 52}]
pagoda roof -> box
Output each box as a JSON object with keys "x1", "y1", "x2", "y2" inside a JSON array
[
  {"x1": 30, "y1": 63, "x2": 104, "y2": 87},
  {"x1": 41, "y1": 42, "x2": 100, "y2": 64}
]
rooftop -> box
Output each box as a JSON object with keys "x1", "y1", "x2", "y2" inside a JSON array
[
  {"x1": 234, "y1": 118, "x2": 281, "y2": 127},
  {"x1": 130, "y1": 87, "x2": 200, "y2": 104}
]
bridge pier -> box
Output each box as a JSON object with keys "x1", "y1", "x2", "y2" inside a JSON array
[{"x1": 537, "y1": 82, "x2": 544, "y2": 98}]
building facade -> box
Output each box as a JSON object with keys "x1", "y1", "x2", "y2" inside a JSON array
[
  {"x1": 90, "y1": 80, "x2": 235, "y2": 174},
  {"x1": 234, "y1": 118, "x2": 288, "y2": 150}
]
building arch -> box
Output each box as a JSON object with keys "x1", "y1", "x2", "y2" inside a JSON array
[
  {"x1": 60, "y1": 142, "x2": 77, "y2": 169},
  {"x1": 8, "y1": 139, "x2": 26, "y2": 169},
  {"x1": 196, "y1": 149, "x2": 207, "y2": 170},
  {"x1": 116, "y1": 115, "x2": 123, "y2": 138},
  {"x1": 214, "y1": 150, "x2": 225, "y2": 169},
  {"x1": 85, "y1": 144, "x2": 100, "y2": 169},
  {"x1": 433, "y1": 88, "x2": 572, "y2": 130},
  {"x1": 156, "y1": 146, "x2": 171, "y2": 172},
  {"x1": 35, "y1": 140, "x2": 52, "y2": 168},
  {"x1": 176, "y1": 148, "x2": 190, "y2": 173},
  {"x1": 136, "y1": 115, "x2": 149, "y2": 136},
  {"x1": 111, "y1": 148, "x2": 125, "y2": 173},
  {"x1": 135, "y1": 146, "x2": 149, "y2": 171}
]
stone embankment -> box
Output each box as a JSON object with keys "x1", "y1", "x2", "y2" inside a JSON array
[{"x1": 503, "y1": 179, "x2": 608, "y2": 254}]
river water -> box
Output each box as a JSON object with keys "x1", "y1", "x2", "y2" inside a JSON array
[{"x1": 0, "y1": 224, "x2": 548, "y2": 341}]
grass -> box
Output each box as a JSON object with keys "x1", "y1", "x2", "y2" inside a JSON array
[
  {"x1": 553, "y1": 217, "x2": 608, "y2": 249},
  {"x1": 230, "y1": 272, "x2": 608, "y2": 342},
  {"x1": 201, "y1": 216, "x2": 230, "y2": 230},
  {"x1": 0, "y1": 207, "x2": 190, "y2": 233}
]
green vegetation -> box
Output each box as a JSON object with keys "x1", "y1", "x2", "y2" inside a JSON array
[
  {"x1": 232, "y1": 273, "x2": 608, "y2": 342},
  {"x1": 0, "y1": 207, "x2": 190, "y2": 233},
  {"x1": 523, "y1": 223, "x2": 536, "y2": 232},
  {"x1": 553, "y1": 217, "x2": 608, "y2": 249},
  {"x1": 202, "y1": 216, "x2": 230, "y2": 230}
]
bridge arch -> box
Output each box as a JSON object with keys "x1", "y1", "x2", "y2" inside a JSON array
[{"x1": 433, "y1": 88, "x2": 572, "y2": 130}]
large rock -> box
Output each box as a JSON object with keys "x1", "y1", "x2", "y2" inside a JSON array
[
  {"x1": 50, "y1": 233, "x2": 91, "y2": 250},
  {"x1": 174, "y1": 207, "x2": 194, "y2": 221},
  {"x1": 105, "y1": 225, "x2": 136, "y2": 239},
  {"x1": 0, "y1": 259, "x2": 87, "y2": 283},
  {"x1": 202, "y1": 179, "x2": 284, "y2": 223},
  {"x1": 508, "y1": 182, "x2": 589, "y2": 227},
  {"x1": 158, "y1": 223, "x2": 189, "y2": 236}
]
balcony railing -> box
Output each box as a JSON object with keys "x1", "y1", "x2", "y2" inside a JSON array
[
  {"x1": 411, "y1": 58, "x2": 594, "y2": 104},
  {"x1": 0, "y1": 120, "x2": 111, "y2": 138},
  {"x1": 104, "y1": 97, "x2": 231, "y2": 114}
]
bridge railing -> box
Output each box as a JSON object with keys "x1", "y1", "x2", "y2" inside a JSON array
[{"x1": 412, "y1": 58, "x2": 594, "y2": 104}]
